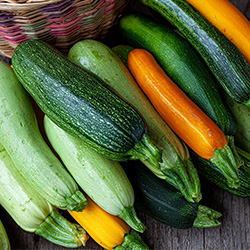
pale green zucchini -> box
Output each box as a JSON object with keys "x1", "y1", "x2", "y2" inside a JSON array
[
  {"x1": 68, "y1": 39, "x2": 201, "y2": 203},
  {"x1": 0, "y1": 220, "x2": 10, "y2": 250},
  {"x1": 0, "y1": 62, "x2": 87, "y2": 211},
  {"x1": 0, "y1": 142, "x2": 88, "y2": 248},
  {"x1": 44, "y1": 115, "x2": 145, "y2": 233}
]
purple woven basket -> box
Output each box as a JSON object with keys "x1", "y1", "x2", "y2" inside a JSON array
[{"x1": 0, "y1": 0, "x2": 129, "y2": 57}]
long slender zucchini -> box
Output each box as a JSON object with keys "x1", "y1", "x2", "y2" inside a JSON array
[
  {"x1": 0, "y1": 62, "x2": 87, "y2": 211},
  {"x1": 0, "y1": 142, "x2": 88, "y2": 248},
  {"x1": 44, "y1": 115, "x2": 145, "y2": 233},
  {"x1": 118, "y1": 13, "x2": 237, "y2": 136},
  {"x1": 68, "y1": 39, "x2": 201, "y2": 203},
  {"x1": 123, "y1": 160, "x2": 221, "y2": 229},
  {"x1": 0, "y1": 220, "x2": 10, "y2": 250},
  {"x1": 11, "y1": 39, "x2": 161, "y2": 170},
  {"x1": 139, "y1": 0, "x2": 250, "y2": 107}
]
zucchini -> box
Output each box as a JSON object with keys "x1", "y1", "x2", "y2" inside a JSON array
[
  {"x1": 68, "y1": 39, "x2": 201, "y2": 203},
  {"x1": 0, "y1": 142, "x2": 88, "y2": 248},
  {"x1": 44, "y1": 115, "x2": 145, "y2": 233},
  {"x1": 0, "y1": 62, "x2": 87, "y2": 211},
  {"x1": 0, "y1": 220, "x2": 10, "y2": 250},
  {"x1": 123, "y1": 161, "x2": 221, "y2": 229},
  {"x1": 118, "y1": 13, "x2": 237, "y2": 136},
  {"x1": 191, "y1": 145, "x2": 250, "y2": 197},
  {"x1": 139, "y1": 0, "x2": 250, "y2": 107},
  {"x1": 11, "y1": 39, "x2": 161, "y2": 170}
]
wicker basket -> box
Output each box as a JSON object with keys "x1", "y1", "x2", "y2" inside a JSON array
[{"x1": 0, "y1": 0, "x2": 129, "y2": 57}]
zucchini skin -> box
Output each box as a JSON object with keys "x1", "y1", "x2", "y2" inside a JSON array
[
  {"x1": 0, "y1": 220, "x2": 10, "y2": 250},
  {"x1": 118, "y1": 13, "x2": 237, "y2": 136},
  {"x1": 0, "y1": 62, "x2": 86, "y2": 211},
  {"x1": 139, "y1": 0, "x2": 250, "y2": 104},
  {"x1": 12, "y1": 40, "x2": 159, "y2": 163}
]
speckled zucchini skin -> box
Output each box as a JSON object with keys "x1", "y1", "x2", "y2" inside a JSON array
[
  {"x1": 12, "y1": 40, "x2": 148, "y2": 161},
  {"x1": 140, "y1": 0, "x2": 250, "y2": 104},
  {"x1": 118, "y1": 13, "x2": 237, "y2": 136}
]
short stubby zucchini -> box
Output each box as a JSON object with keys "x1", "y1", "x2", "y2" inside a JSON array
[
  {"x1": 139, "y1": 0, "x2": 250, "y2": 107},
  {"x1": 0, "y1": 62, "x2": 87, "y2": 211},
  {"x1": 11, "y1": 39, "x2": 161, "y2": 168}
]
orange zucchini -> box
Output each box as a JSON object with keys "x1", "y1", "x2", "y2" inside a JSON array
[
  {"x1": 68, "y1": 196, "x2": 148, "y2": 250},
  {"x1": 127, "y1": 48, "x2": 239, "y2": 188},
  {"x1": 185, "y1": 0, "x2": 250, "y2": 64}
]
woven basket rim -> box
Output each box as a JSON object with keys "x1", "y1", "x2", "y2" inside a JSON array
[{"x1": 0, "y1": 0, "x2": 69, "y2": 11}]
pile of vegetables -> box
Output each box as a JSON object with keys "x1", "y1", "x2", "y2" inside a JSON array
[{"x1": 1, "y1": 0, "x2": 250, "y2": 248}]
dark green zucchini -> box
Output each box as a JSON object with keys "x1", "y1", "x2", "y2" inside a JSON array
[
  {"x1": 123, "y1": 161, "x2": 221, "y2": 229},
  {"x1": 191, "y1": 146, "x2": 250, "y2": 198},
  {"x1": 11, "y1": 39, "x2": 161, "y2": 167},
  {"x1": 118, "y1": 13, "x2": 236, "y2": 136},
  {"x1": 139, "y1": 0, "x2": 250, "y2": 107}
]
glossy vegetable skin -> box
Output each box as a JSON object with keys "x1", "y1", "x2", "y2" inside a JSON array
[
  {"x1": 127, "y1": 48, "x2": 239, "y2": 188},
  {"x1": 68, "y1": 39, "x2": 201, "y2": 203},
  {"x1": 69, "y1": 196, "x2": 149, "y2": 250},
  {"x1": 185, "y1": 0, "x2": 250, "y2": 64},
  {"x1": 0, "y1": 220, "x2": 10, "y2": 250},
  {"x1": 139, "y1": 0, "x2": 250, "y2": 107},
  {"x1": 0, "y1": 142, "x2": 88, "y2": 248},
  {"x1": 11, "y1": 40, "x2": 161, "y2": 169},
  {"x1": 118, "y1": 13, "x2": 237, "y2": 137},
  {"x1": 0, "y1": 62, "x2": 87, "y2": 211},
  {"x1": 44, "y1": 115, "x2": 145, "y2": 233},
  {"x1": 124, "y1": 161, "x2": 221, "y2": 229}
]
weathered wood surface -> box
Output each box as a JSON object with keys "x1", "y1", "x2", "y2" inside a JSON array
[{"x1": 1, "y1": 0, "x2": 250, "y2": 249}]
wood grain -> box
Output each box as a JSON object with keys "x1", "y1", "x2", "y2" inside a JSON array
[{"x1": 1, "y1": 0, "x2": 250, "y2": 249}]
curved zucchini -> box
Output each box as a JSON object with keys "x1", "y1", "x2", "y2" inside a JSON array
[
  {"x1": 0, "y1": 62, "x2": 87, "y2": 211},
  {"x1": 118, "y1": 13, "x2": 237, "y2": 136},
  {"x1": 11, "y1": 39, "x2": 161, "y2": 170},
  {"x1": 68, "y1": 39, "x2": 201, "y2": 203},
  {"x1": 0, "y1": 220, "x2": 10, "y2": 250},
  {"x1": 44, "y1": 115, "x2": 145, "y2": 233},
  {"x1": 139, "y1": 0, "x2": 250, "y2": 107},
  {"x1": 0, "y1": 142, "x2": 88, "y2": 248},
  {"x1": 123, "y1": 161, "x2": 221, "y2": 229}
]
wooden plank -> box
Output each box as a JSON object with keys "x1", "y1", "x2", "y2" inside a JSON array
[{"x1": 1, "y1": 0, "x2": 250, "y2": 249}]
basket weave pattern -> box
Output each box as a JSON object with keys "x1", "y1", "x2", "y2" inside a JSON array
[{"x1": 0, "y1": 0, "x2": 128, "y2": 57}]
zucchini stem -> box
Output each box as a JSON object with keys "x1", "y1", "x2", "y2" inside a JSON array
[
  {"x1": 35, "y1": 209, "x2": 89, "y2": 248},
  {"x1": 118, "y1": 206, "x2": 146, "y2": 233},
  {"x1": 193, "y1": 205, "x2": 222, "y2": 228},
  {"x1": 65, "y1": 190, "x2": 88, "y2": 212}
]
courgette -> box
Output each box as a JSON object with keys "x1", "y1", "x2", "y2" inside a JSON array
[
  {"x1": 0, "y1": 220, "x2": 10, "y2": 250},
  {"x1": 118, "y1": 13, "x2": 237, "y2": 136},
  {"x1": 0, "y1": 142, "x2": 88, "y2": 248},
  {"x1": 68, "y1": 39, "x2": 201, "y2": 203},
  {"x1": 123, "y1": 161, "x2": 221, "y2": 229},
  {"x1": 44, "y1": 115, "x2": 145, "y2": 233},
  {"x1": 139, "y1": 0, "x2": 250, "y2": 107},
  {"x1": 11, "y1": 39, "x2": 161, "y2": 169},
  {"x1": 0, "y1": 62, "x2": 87, "y2": 211}
]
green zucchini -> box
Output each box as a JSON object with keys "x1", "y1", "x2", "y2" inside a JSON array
[
  {"x1": 123, "y1": 161, "x2": 221, "y2": 229},
  {"x1": 0, "y1": 62, "x2": 87, "y2": 211},
  {"x1": 44, "y1": 115, "x2": 145, "y2": 233},
  {"x1": 11, "y1": 39, "x2": 161, "y2": 169},
  {"x1": 0, "y1": 220, "x2": 10, "y2": 250},
  {"x1": 118, "y1": 13, "x2": 237, "y2": 136},
  {"x1": 68, "y1": 39, "x2": 201, "y2": 203},
  {"x1": 191, "y1": 145, "x2": 250, "y2": 197},
  {"x1": 0, "y1": 142, "x2": 88, "y2": 248},
  {"x1": 139, "y1": 0, "x2": 250, "y2": 107}
]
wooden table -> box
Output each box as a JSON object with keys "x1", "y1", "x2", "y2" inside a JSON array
[{"x1": 1, "y1": 0, "x2": 250, "y2": 249}]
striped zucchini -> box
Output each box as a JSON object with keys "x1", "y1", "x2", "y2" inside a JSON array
[
  {"x1": 0, "y1": 62, "x2": 87, "y2": 211},
  {"x1": 139, "y1": 0, "x2": 250, "y2": 107},
  {"x1": 0, "y1": 142, "x2": 88, "y2": 248},
  {"x1": 44, "y1": 115, "x2": 145, "y2": 233},
  {"x1": 0, "y1": 220, "x2": 10, "y2": 250},
  {"x1": 68, "y1": 39, "x2": 201, "y2": 203},
  {"x1": 12, "y1": 40, "x2": 161, "y2": 169}
]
